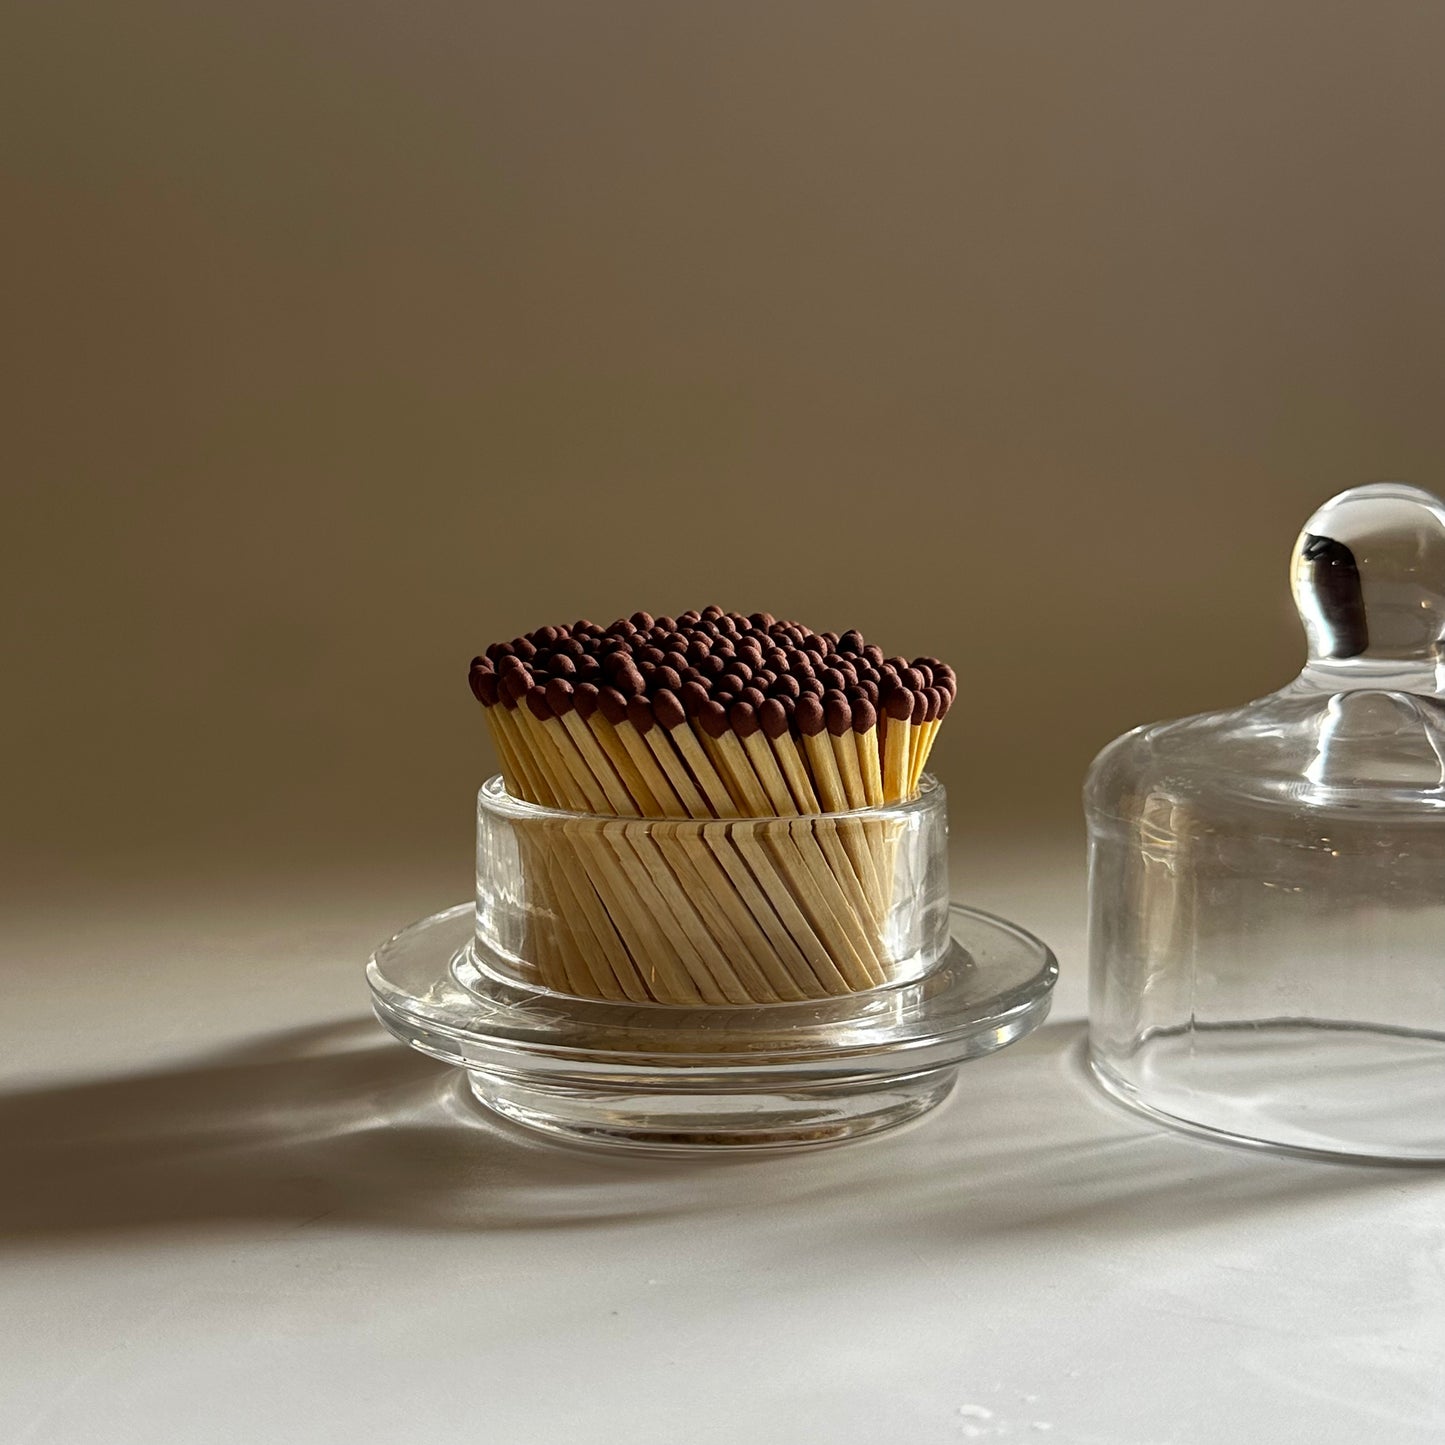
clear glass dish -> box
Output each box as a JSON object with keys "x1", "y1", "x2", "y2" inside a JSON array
[
  {"x1": 1087, "y1": 483, "x2": 1445, "y2": 1160},
  {"x1": 367, "y1": 899, "x2": 1057, "y2": 1151},
  {"x1": 475, "y1": 773, "x2": 951, "y2": 1005}
]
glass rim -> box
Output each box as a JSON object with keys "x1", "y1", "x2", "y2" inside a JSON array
[{"x1": 476, "y1": 770, "x2": 943, "y2": 825}]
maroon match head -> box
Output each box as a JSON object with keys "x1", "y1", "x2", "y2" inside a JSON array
[
  {"x1": 574, "y1": 682, "x2": 600, "y2": 721},
  {"x1": 679, "y1": 679, "x2": 711, "y2": 717},
  {"x1": 653, "y1": 688, "x2": 687, "y2": 731},
  {"x1": 758, "y1": 697, "x2": 790, "y2": 740},
  {"x1": 545, "y1": 677, "x2": 576, "y2": 716},
  {"x1": 851, "y1": 698, "x2": 877, "y2": 734},
  {"x1": 729, "y1": 700, "x2": 760, "y2": 738},
  {"x1": 625, "y1": 694, "x2": 655, "y2": 734},
  {"x1": 824, "y1": 694, "x2": 853, "y2": 737},
  {"x1": 885, "y1": 686, "x2": 915, "y2": 722},
  {"x1": 498, "y1": 670, "x2": 529, "y2": 707},
  {"x1": 597, "y1": 686, "x2": 629, "y2": 726},
  {"x1": 697, "y1": 699, "x2": 730, "y2": 739},
  {"x1": 614, "y1": 660, "x2": 646, "y2": 697},
  {"x1": 794, "y1": 694, "x2": 826, "y2": 737}
]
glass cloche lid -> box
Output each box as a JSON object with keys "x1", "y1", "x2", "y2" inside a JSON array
[
  {"x1": 1088, "y1": 482, "x2": 1445, "y2": 820},
  {"x1": 1086, "y1": 483, "x2": 1445, "y2": 1161}
]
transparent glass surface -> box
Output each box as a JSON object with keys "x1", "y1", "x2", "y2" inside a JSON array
[
  {"x1": 475, "y1": 773, "x2": 951, "y2": 1006},
  {"x1": 368, "y1": 900, "x2": 1057, "y2": 1151},
  {"x1": 1087, "y1": 483, "x2": 1445, "y2": 1160}
]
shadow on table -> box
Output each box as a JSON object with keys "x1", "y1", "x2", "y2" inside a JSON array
[{"x1": 2, "y1": 1018, "x2": 1437, "y2": 1247}]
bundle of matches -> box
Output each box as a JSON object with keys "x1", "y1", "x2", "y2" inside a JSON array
[{"x1": 468, "y1": 608, "x2": 956, "y2": 1006}]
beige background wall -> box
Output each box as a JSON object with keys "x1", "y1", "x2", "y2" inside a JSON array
[{"x1": 6, "y1": 3, "x2": 1445, "y2": 901}]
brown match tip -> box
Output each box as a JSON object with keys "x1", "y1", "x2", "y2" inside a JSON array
[
  {"x1": 625, "y1": 695, "x2": 655, "y2": 734},
  {"x1": 911, "y1": 690, "x2": 928, "y2": 725},
  {"x1": 680, "y1": 679, "x2": 710, "y2": 717},
  {"x1": 574, "y1": 681, "x2": 600, "y2": 720},
  {"x1": 852, "y1": 698, "x2": 877, "y2": 733},
  {"x1": 697, "y1": 699, "x2": 730, "y2": 738},
  {"x1": 470, "y1": 670, "x2": 500, "y2": 707},
  {"x1": 598, "y1": 686, "x2": 629, "y2": 726},
  {"x1": 653, "y1": 688, "x2": 686, "y2": 731},
  {"x1": 795, "y1": 694, "x2": 826, "y2": 736},
  {"x1": 730, "y1": 700, "x2": 760, "y2": 738},
  {"x1": 885, "y1": 686, "x2": 914, "y2": 721},
  {"x1": 758, "y1": 697, "x2": 789, "y2": 739},
  {"x1": 545, "y1": 677, "x2": 575, "y2": 715},
  {"x1": 824, "y1": 695, "x2": 852, "y2": 737},
  {"x1": 524, "y1": 687, "x2": 553, "y2": 721},
  {"x1": 498, "y1": 671, "x2": 527, "y2": 707}
]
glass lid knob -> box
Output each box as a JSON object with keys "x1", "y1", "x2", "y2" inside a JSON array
[{"x1": 1292, "y1": 482, "x2": 1445, "y2": 690}]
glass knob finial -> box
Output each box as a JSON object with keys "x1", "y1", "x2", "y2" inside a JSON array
[{"x1": 1291, "y1": 482, "x2": 1445, "y2": 677}]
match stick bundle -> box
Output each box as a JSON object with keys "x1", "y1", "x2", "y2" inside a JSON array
[{"x1": 469, "y1": 608, "x2": 956, "y2": 1005}]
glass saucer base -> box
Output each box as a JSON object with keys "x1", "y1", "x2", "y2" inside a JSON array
[{"x1": 368, "y1": 902, "x2": 1057, "y2": 1152}]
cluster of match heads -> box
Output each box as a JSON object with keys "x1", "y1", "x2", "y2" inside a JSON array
[{"x1": 468, "y1": 608, "x2": 955, "y2": 817}]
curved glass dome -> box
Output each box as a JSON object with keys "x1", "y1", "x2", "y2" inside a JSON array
[{"x1": 1087, "y1": 483, "x2": 1445, "y2": 1161}]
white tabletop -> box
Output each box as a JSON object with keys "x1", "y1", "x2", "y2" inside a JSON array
[{"x1": 6, "y1": 837, "x2": 1444, "y2": 1445}]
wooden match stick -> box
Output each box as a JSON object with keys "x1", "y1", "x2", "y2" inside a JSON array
[
  {"x1": 707, "y1": 698, "x2": 886, "y2": 988},
  {"x1": 881, "y1": 686, "x2": 914, "y2": 803}
]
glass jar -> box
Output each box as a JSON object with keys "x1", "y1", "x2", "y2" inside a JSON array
[
  {"x1": 474, "y1": 772, "x2": 952, "y2": 1005},
  {"x1": 1087, "y1": 483, "x2": 1445, "y2": 1160}
]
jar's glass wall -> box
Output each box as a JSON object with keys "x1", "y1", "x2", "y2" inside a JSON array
[{"x1": 475, "y1": 775, "x2": 950, "y2": 1007}]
